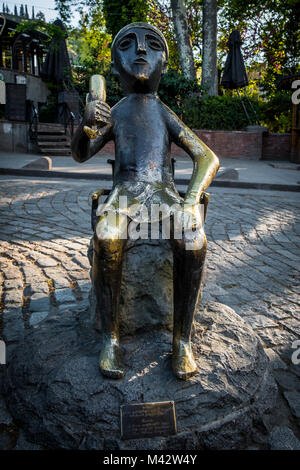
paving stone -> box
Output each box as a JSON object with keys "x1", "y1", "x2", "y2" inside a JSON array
[
  {"x1": 22, "y1": 266, "x2": 42, "y2": 282},
  {"x1": 77, "y1": 280, "x2": 92, "y2": 292},
  {"x1": 55, "y1": 288, "x2": 76, "y2": 304},
  {"x1": 29, "y1": 293, "x2": 50, "y2": 313},
  {"x1": 27, "y1": 282, "x2": 49, "y2": 295},
  {"x1": 58, "y1": 303, "x2": 78, "y2": 312},
  {"x1": 3, "y1": 279, "x2": 23, "y2": 290},
  {"x1": 36, "y1": 256, "x2": 58, "y2": 268},
  {"x1": 29, "y1": 311, "x2": 49, "y2": 327},
  {"x1": 0, "y1": 177, "x2": 299, "y2": 449},
  {"x1": 4, "y1": 290, "x2": 23, "y2": 304},
  {"x1": 3, "y1": 313, "x2": 25, "y2": 343},
  {"x1": 4, "y1": 269, "x2": 22, "y2": 280},
  {"x1": 68, "y1": 270, "x2": 90, "y2": 280}
]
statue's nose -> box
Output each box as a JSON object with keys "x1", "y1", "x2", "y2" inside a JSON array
[{"x1": 136, "y1": 39, "x2": 147, "y2": 54}]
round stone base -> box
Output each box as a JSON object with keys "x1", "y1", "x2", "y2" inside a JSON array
[{"x1": 3, "y1": 302, "x2": 277, "y2": 450}]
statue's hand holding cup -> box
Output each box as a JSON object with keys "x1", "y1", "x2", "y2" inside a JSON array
[
  {"x1": 84, "y1": 100, "x2": 111, "y2": 127},
  {"x1": 84, "y1": 75, "x2": 111, "y2": 140}
]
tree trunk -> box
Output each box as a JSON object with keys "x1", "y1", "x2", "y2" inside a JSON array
[
  {"x1": 202, "y1": 0, "x2": 218, "y2": 95},
  {"x1": 171, "y1": 0, "x2": 196, "y2": 80}
]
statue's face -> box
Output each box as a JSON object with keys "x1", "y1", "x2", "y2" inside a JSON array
[{"x1": 112, "y1": 27, "x2": 167, "y2": 93}]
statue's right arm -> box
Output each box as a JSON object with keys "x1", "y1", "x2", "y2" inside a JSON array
[
  {"x1": 71, "y1": 99, "x2": 114, "y2": 163},
  {"x1": 71, "y1": 121, "x2": 113, "y2": 163}
]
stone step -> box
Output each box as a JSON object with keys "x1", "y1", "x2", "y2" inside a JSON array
[
  {"x1": 38, "y1": 123, "x2": 65, "y2": 130},
  {"x1": 38, "y1": 141, "x2": 70, "y2": 148},
  {"x1": 40, "y1": 148, "x2": 71, "y2": 156},
  {"x1": 38, "y1": 130, "x2": 66, "y2": 136},
  {"x1": 38, "y1": 135, "x2": 69, "y2": 142}
]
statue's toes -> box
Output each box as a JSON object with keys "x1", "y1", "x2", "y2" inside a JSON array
[
  {"x1": 99, "y1": 364, "x2": 125, "y2": 379},
  {"x1": 99, "y1": 347, "x2": 125, "y2": 380},
  {"x1": 172, "y1": 347, "x2": 198, "y2": 380}
]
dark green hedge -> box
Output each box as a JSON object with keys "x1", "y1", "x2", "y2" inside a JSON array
[
  {"x1": 81, "y1": 69, "x2": 292, "y2": 133},
  {"x1": 182, "y1": 95, "x2": 261, "y2": 131}
]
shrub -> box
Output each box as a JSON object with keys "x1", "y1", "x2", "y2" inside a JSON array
[
  {"x1": 182, "y1": 95, "x2": 262, "y2": 130},
  {"x1": 77, "y1": 68, "x2": 292, "y2": 133},
  {"x1": 259, "y1": 91, "x2": 292, "y2": 133}
]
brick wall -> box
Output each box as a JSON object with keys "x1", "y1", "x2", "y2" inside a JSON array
[
  {"x1": 262, "y1": 133, "x2": 291, "y2": 161},
  {"x1": 94, "y1": 129, "x2": 291, "y2": 161}
]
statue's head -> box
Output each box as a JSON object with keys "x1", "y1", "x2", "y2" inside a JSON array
[{"x1": 111, "y1": 22, "x2": 169, "y2": 93}]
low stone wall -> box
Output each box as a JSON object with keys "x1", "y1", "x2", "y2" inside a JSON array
[
  {"x1": 97, "y1": 129, "x2": 291, "y2": 161},
  {"x1": 0, "y1": 120, "x2": 39, "y2": 153},
  {"x1": 262, "y1": 133, "x2": 291, "y2": 161},
  {"x1": 0, "y1": 121, "x2": 291, "y2": 161},
  {"x1": 0, "y1": 120, "x2": 28, "y2": 152},
  {"x1": 0, "y1": 68, "x2": 49, "y2": 105}
]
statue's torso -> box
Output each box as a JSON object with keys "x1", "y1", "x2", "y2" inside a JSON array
[{"x1": 111, "y1": 93, "x2": 173, "y2": 185}]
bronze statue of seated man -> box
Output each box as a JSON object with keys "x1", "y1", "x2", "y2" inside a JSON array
[{"x1": 71, "y1": 22, "x2": 219, "y2": 381}]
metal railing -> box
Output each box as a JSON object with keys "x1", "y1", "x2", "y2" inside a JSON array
[
  {"x1": 28, "y1": 102, "x2": 39, "y2": 141},
  {"x1": 61, "y1": 101, "x2": 75, "y2": 138}
]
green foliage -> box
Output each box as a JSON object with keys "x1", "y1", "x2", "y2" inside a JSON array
[
  {"x1": 219, "y1": 0, "x2": 300, "y2": 97},
  {"x1": 102, "y1": 0, "x2": 149, "y2": 38},
  {"x1": 182, "y1": 95, "x2": 260, "y2": 130},
  {"x1": 54, "y1": 0, "x2": 73, "y2": 24},
  {"x1": 69, "y1": 3, "x2": 111, "y2": 90},
  {"x1": 181, "y1": 93, "x2": 292, "y2": 133},
  {"x1": 158, "y1": 70, "x2": 202, "y2": 116},
  {"x1": 104, "y1": 70, "x2": 124, "y2": 107},
  {"x1": 259, "y1": 91, "x2": 292, "y2": 133},
  {"x1": 12, "y1": 18, "x2": 67, "y2": 45},
  {"x1": 45, "y1": 0, "x2": 294, "y2": 133}
]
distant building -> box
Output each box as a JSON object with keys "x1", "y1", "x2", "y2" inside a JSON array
[
  {"x1": 0, "y1": 5, "x2": 75, "y2": 155},
  {"x1": 0, "y1": 6, "x2": 50, "y2": 122}
]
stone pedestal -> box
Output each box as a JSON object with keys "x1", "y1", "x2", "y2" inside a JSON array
[
  {"x1": 90, "y1": 239, "x2": 174, "y2": 336},
  {"x1": 2, "y1": 301, "x2": 277, "y2": 450}
]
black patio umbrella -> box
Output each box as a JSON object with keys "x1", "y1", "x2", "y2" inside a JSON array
[
  {"x1": 221, "y1": 29, "x2": 249, "y2": 89},
  {"x1": 41, "y1": 19, "x2": 73, "y2": 87},
  {"x1": 221, "y1": 30, "x2": 259, "y2": 124}
]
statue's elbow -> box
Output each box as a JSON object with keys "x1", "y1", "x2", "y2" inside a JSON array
[
  {"x1": 72, "y1": 149, "x2": 81, "y2": 163},
  {"x1": 71, "y1": 139, "x2": 84, "y2": 163},
  {"x1": 211, "y1": 151, "x2": 220, "y2": 173}
]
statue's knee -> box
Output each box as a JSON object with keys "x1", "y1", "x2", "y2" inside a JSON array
[{"x1": 179, "y1": 228, "x2": 207, "y2": 253}]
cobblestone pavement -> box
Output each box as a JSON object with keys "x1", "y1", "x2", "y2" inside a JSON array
[{"x1": 0, "y1": 176, "x2": 299, "y2": 449}]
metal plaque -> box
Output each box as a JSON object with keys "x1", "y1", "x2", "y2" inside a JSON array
[{"x1": 120, "y1": 401, "x2": 177, "y2": 440}]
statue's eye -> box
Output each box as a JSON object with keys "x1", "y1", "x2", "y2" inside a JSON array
[
  {"x1": 118, "y1": 38, "x2": 132, "y2": 50},
  {"x1": 148, "y1": 39, "x2": 162, "y2": 50}
]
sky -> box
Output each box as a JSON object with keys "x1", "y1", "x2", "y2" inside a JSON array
[{"x1": 4, "y1": 0, "x2": 81, "y2": 26}]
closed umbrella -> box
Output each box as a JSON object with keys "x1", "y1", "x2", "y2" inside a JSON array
[
  {"x1": 221, "y1": 29, "x2": 248, "y2": 89},
  {"x1": 221, "y1": 30, "x2": 259, "y2": 125},
  {"x1": 41, "y1": 19, "x2": 72, "y2": 88}
]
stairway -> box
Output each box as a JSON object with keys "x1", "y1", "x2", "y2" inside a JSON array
[{"x1": 37, "y1": 123, "x2": 71, "y2": 156}]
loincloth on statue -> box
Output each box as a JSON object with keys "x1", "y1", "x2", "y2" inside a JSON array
[{"x1": 96, "y1": 181, "x2": 185, "y2": 224}]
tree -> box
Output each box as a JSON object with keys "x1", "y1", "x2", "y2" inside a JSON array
[
  {"x1": 202, "y1": 0, "x2": 217, "y2": 95},
  {"x1": 102, "y1": 0, "x2": 149, "y2": 38},
  {"x1": 170, "y1": 0, "x2": 196, "y2": 80},
  {"x1": 219, "y1": 0, "x2": 300, "y2": 97}
]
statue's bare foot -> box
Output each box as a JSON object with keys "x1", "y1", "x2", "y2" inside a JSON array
[
  {"x1": 99, "y1": 339, "x2": 125, "y2": 379},
  {"x1": 172, "y1": 339, "x2": 198, "y2": 380}
]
